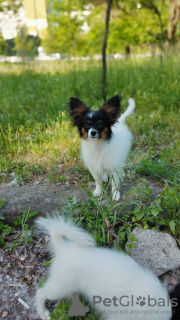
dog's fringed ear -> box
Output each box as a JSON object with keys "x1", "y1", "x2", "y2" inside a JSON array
[
  {"x1": 101, "y1": 95, "x2": 121, "y2": 125},
  {"x1": 68, "y1": 97, "x2": 89, "y2": 127}
]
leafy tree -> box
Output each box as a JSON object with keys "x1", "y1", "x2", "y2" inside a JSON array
[
  {"x1": 76, "y1": 6, "x2": 105, "y2": 56},
  {"x1": 0, "y1": 33, "x2": 7, "y2": 55},
  {"x1": 139, "y1": 0, "x2": 168, "y2": 50},
  {"x1": 43, "y1": 0, "x2": 180, "y2": 56},
  {"x1": 0, "y1": 0, "x2": 21, "y2": 13},
  {"x1": 15, "y1": 25, "x2": 41, "y2": 58},
  {"x1": 108, "y1": 4, "x2": 164, "y2": 52},
  {"x1": 102, "y1": 0, "x2": 112, "y2": 101},
  {"x1": 44, "y1": 0, "x2": 86, "y2": 56},
  {"x1": 5, "y1": 38, "x2": 16, "y2": 56}
]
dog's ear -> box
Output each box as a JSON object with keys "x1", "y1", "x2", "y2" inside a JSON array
[
  {"x1": 68, "y1": 97, "x2": 89, "y2": 127},
  {"x1": 101, "y1": 95, "x2": 121, "y2": 125}
]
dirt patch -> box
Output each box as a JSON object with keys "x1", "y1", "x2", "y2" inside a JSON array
[
  {"x1": 1, "y1": 230, "x2": 179, "y2": 320},
  {"x1": 0, "y1": 234, "x2": 50, "y2": 320}
]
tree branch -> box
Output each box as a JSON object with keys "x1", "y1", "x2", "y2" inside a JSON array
[{"x1": 102, "y1": 0, "x2": 112, "y2": 101}]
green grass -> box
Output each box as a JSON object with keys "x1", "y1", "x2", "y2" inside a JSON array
[{"x1": 0, "y1": 59, "x2": 179, "y2": 187}]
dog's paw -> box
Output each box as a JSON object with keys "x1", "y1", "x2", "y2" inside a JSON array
[
  {"x1": 112, "y1": 190, "x2": 120, "y2": 201},
  {"x1": 39, "y1": 310, "x2": 50, "y2": 320},
  {"x1": 93, "y1": 188, "x2": 102, "y2": 197}
]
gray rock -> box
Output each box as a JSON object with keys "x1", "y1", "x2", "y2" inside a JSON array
[
  {"x1": 0, "y1": 185, "x2": 88, "y2": 225},
  {"x1": 126, "y1": 228, "x2": 180, "y2": 276}
]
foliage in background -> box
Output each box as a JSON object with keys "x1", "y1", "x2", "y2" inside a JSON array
[
  {"x1": 0, "y1": 0, "x2": 21, "y2": 13},
  {"x1": 43, "y1": 0, "x2": 174, "y2": 56},
  {"x1": 5, "y1": 38, "x2": 16, "y2": 56},
  {"x1": 0, "y1": 32, "x2": 7, "y2": 55},
  {"x1": 14, "y1": 25, "x2": 41, "y2": 58},
  {"x1": 109, "y1": 3, "x2": 167, "y2": 52},
  {"x1": 44, "y1": 0, "x2": 86, "y2": 56},
  {"x1": 1, "y1": 1, "x2": 180, "y2": 57}
]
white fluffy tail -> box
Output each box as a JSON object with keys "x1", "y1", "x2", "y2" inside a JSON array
[
  {"x1": 35, "y1": 216, "x2": 95, "y2": 253},
  {"x1": 118, "y1": 98, "x2": 135, "y2": 124}
]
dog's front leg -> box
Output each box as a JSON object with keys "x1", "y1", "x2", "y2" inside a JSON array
[
  {"x1": 111, "y1": 170, "x2": 123, "y2": 201},
  {"x1": 36, "y1": 280, "x2": 70, "y2": 320},
  {"x1": 90, "y1": 171, "x2": 102, "y2": 197},
  {"x1": 93, "y1": 181, "x2": 102, "y2": 197},
  {"x1": 36, "y1": 273, "x2": 75, "y2": 320},
  {"x1": 93, "y1": 178, "x2": 102, "y2": 197},
  {"x1": 36, "y1": 287, "x2": 51, "y2": 320}
]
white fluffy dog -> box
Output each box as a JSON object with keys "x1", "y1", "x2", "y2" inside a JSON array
[
  {"x1": 35, "y1": 216, "x2": 174, "y2": 320},
  {"x1": 69, "y1": 95, "x2": 135, "y2": 201}
]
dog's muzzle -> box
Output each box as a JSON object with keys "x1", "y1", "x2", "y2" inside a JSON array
[{"x1": 88, "y1": 128, "x2": 99, "y2": 139}]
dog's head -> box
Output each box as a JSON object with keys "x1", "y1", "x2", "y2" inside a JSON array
[{"x1": 68, "y1": 95, "x2": 121, "y2": 141}]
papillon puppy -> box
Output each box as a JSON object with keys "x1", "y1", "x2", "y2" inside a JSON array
[
  {"x1": 35, "y1": 215, "x2": 179, "y2": 320},
  {"x1": 68, "y1": 95, "x2": 135, "y2": 201}
]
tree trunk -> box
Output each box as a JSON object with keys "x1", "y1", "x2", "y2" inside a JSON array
[
  {"x1": 102, "y1": 0, "x2": 112, "y2": 101},
  {"x1": 168, "y1": 0, "x2": 180, "y2": 42}
]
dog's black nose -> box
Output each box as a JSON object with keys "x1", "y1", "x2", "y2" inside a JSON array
[{"x1": 91, "y1": 130, "x2": 97, "y2": 136}]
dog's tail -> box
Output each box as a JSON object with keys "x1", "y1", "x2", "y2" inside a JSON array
[
  {"x1": 118, "y1": 98, "x2": 135, "y2": 124},
  {"x1": 170, "y1": 281, "x2": 180, "y2": 320},
  {"x1": 35, "y1": 215, "x2": 95, "y2": 253}
]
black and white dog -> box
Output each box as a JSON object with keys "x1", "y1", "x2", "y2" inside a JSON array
[{"x1": 69, "y1": 95, "x2": 135, "y2": 200}]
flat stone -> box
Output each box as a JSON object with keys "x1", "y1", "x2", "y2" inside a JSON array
[
  {"x1": 0, "y1": 185, "x2": 87, "y2": 225},
  {"x1": 126, "y1": 228, "x2": 180, "y2": 276}
]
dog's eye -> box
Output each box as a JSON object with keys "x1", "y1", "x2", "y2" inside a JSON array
[
  {"x1": 86, "y1": 119, "x2": 92, "y2": 125},
  {"x1": 97, "y1": 120, "x2": 103, "y2": 127}
]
